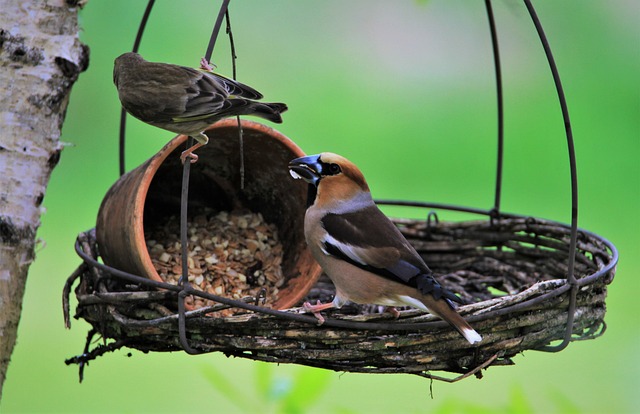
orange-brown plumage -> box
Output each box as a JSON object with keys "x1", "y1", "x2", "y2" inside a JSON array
[{"x1": 288, "y1": 152, "x2": 482, "y2": 344}]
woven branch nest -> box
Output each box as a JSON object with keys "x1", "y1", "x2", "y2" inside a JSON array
[{"x1": 64, "y1": 215, "x2": 616, "y2": 380}]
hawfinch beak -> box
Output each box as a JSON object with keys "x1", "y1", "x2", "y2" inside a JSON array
[{"x1": 288, "y1": 154, "x2": 323, "y2": 186}]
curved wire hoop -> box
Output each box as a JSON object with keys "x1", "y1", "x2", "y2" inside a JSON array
[
  {"x1": 522, "y1": 0, "x2": 580, "y2": 351},
  {"x1": 118, "y1": 0, "x2": 155, "y2": 177}
]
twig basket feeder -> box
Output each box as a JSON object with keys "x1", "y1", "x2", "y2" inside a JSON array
[
  {"x1": 63, "y1": 0, "x2": 619, "y2": 382},
  {"x1": 68, "y1": 213, "x2": 616, "y2": 379}
]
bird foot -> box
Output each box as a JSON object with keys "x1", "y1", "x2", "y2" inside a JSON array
[
  {"x1": 303, "y1": 300, "x2": 334, "y2": 325},
  {"x1": 385, "y1": 306, "x2": 401, "y2": 319},
  {"x1": 199, "y1": 57, "x2": 217, "y2": 72},
  {"x1": 180, "y1": 142, "x2": 204, "y2": 164},
  {"x1": 180, "y1": 150, "x2": 199, "y2": 164}
]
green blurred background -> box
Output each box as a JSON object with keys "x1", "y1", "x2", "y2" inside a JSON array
[{"x1": 2, "y1": 1, "x2": 638, "y2": 412}]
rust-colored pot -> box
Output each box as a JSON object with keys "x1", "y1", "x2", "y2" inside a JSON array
[{"x1": 95, "y1": 119, "x2": 321, "y2": 310}]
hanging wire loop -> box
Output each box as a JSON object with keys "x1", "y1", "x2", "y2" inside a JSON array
[
  {"x1": 118, "y1": 0, "x2": 156, "y2": 177},
  {"x1": 176, "y1": 0, "x2": 232, "y2": 354},
  {"x1": 523, "y1": 0, "x2": 580, "y2": 353},
  {"x1": 484, "y1": 0, "x2": 505, "y2": 224}
]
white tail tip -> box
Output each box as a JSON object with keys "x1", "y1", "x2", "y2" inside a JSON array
[{"x1": 463, "y1": 328, "x2": 483, "y2": 345}]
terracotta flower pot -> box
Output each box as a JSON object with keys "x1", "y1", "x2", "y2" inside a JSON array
[{"x1": 95, "y1": 119, "x2": 321, "y2": 310}]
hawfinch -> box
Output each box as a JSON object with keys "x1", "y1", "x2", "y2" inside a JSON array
[
  {"x1": 288, "y1": 153, "x2": 482, "y2": 344},
  {"x1": 113, "y1": 52, "x2": 287, "y2": 163}
]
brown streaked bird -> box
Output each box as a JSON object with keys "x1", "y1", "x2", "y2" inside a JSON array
[
  {"x1": 113, "y1": 52, "x2": 288, "y2": 163},
  {"x1": 288, "y1": 152, "x2": 482, "y2": 344}
]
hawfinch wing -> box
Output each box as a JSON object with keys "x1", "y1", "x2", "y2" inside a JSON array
[{"x1": 320, "y1": 206, "x2": 463, "y2": 304}]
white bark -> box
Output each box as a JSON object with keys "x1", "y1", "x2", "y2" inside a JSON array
[{"x1": 0, "y1": 0, "x2": 87, "y2": 398}]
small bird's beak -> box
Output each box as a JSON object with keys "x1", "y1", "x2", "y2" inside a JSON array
[{"x1": 288, "y1": 154, "x2": 322, "y2": 186}]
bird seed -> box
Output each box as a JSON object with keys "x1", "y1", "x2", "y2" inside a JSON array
[{"x1": 146, "y1": 209, "x2": 284, "y2": 316}]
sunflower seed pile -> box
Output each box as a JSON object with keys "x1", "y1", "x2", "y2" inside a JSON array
[{"x1": 146, "y1": 209, "x2": 284, "y2": 316}]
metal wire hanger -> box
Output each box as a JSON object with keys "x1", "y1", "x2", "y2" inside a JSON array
[{"x1": 111, "y1": 0, "x2": 582, "y2": 356}]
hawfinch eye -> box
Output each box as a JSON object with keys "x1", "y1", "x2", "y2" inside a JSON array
[{"x1": 327, "y1": 163, "x2": 341, "y2": 175}]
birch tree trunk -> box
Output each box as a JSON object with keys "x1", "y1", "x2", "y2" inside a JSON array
[{"x1": 0, "y1": 0, "x2": 88, "y2": 398}]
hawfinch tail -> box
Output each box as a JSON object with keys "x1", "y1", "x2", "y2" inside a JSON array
[
  {"x1": 288, "y1": 152, "x2": 482, "y2": 344},
  {"x1": 113, "y1": 52, "x2": 287, "y2": 163}
]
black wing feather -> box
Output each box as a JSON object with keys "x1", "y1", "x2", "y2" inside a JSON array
[{"x1": 322, "y1": 210, "x2": 463, "y2": 304}]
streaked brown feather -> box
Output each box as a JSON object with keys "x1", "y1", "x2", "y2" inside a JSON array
[{"x1": 113, "y1": 52, "x2": 286, "y2": 136}]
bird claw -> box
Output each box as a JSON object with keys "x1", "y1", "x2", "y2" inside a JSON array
[
  {"x1": 180, "y1": 150, "x2": 199, "y2": 164},
  {"x1": 385, "y1": 306, "x2": 401, "y2": 319},
  {"x1": 303, "y1": 301, "x2": 326, "y2": 325},
  {"x1": 199, "y1": 57, "x2": 217, "y2": 72}
]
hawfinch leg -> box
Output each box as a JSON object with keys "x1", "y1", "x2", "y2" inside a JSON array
[
  {"x1": 303, "y1": 300, "x2": 336, "y2": 325},
  {"x1": 385, "y1": 306, "x2": 401, "y2": 319}
]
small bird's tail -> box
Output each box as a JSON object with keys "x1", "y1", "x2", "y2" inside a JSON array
[
  {"x1": 250, "y1": 102, "x2": 288, "y2": 123},
  {"x1": 420, "y1": 295, "x2": 482, "y2": 345},
  {"x1": 226, "y1": 99, "x2": 288, "y2": 124}
]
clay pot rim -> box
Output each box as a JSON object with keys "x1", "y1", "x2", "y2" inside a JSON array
[{"x1": 133, "y1": 119, "x2": 308, "y2": 286}]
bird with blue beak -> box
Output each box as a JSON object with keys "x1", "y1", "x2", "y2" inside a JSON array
[{"x1": 288, "y1": 152, "x2": 482, "y2": 344}]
